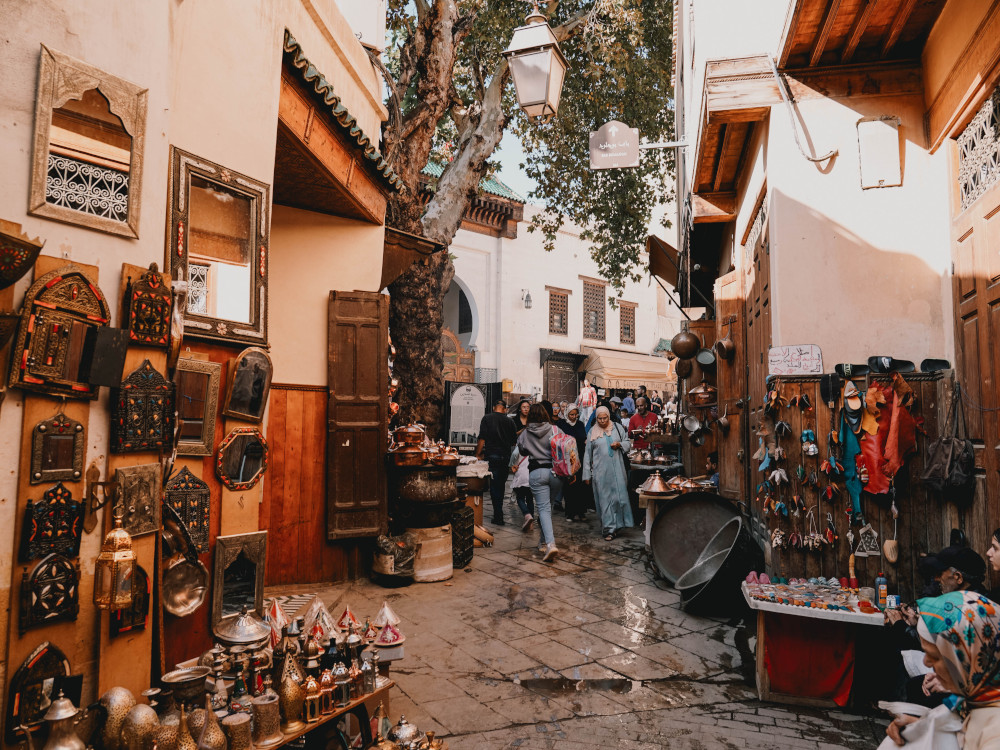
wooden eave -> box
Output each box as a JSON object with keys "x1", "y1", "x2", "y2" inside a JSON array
[
  {"x1": 381, "y1": 227, "x2": 444, "y2": 289},
  {"x1": 777, "y1": 0, "x2": 945, "y2": 69}
]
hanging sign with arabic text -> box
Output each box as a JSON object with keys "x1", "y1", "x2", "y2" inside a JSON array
[{"x1": 589, "y1": 120, "x2": 640, "y2": 170}]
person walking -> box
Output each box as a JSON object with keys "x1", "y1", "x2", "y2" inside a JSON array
[
  {"x1": 556, "y1": 405, "x2": 588, "y2": 522},
  {"x1": 514, "y1": 398, "x2": 531, "y2": 434},
  {"x1": 622, "y1": 391, "x2": 636, "y2": 416},
  {"x1": 586, "y1": 397, "x2": 622, "y2": 433},
  {"x1": 577, "y1": 378, "x2": 597, "y2": 425},
  {"x1": 516, "y1": 403, "x2": 561, "y2": 562},
  {"x1": 476, "y1": 399, "x2": 518, "y2": 526},
  {"x1": 583, "y1": 406, "x2": 633, "y2": 541},
  {"x1": 509, "y1": 447, "x2": 534, "y2": 531},
  {"x1": 650, "y1": 390, "x2": 663, "y2": 414}
]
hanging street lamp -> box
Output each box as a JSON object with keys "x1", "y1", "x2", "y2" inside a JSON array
[{"x1": 503, "y1": 2, "x2": 569, "y2": 120}]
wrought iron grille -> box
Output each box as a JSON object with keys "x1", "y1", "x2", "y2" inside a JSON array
[
  {"x1": 620, "y1": 304, "x2": 636, "y2": 345},
  {"x1": 475, "y1": 368, "x2": 497, "y2": 383},
  {"x1": 46, "y1": 154, "x2": 129, "y2": 222},
  {"x1": 187, "y1": 263, "x2": 209, "y2": 315},
  {"x1": 583, "y1": 281, "x2": 605, "y2": 340},
  {"x1": 958, "y1": 88, "x2": 1000, "y2": 210},
  {"x1": 549, "y1": 291, "x2": 568, "y2": 335}
]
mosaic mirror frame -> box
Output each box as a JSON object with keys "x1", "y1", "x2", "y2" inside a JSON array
[
  {"x1": 114, "y1": 463, "x2": 162, "y2": 538},
  {"x1": 0, "y1": 225, "x2": 44, "y2": 291},
  {"x1": 9, "y1": 266, "x2": 111, "y2": 399},
  {"x1": 216, "y1": 427, "x2": 269, "y2": 491},
  {"x1": 29, "y1": 45, "x2": 147, "y2": 238},
  {"x1": 4, "y1": 642, "x2": 74, "y2": 745},
  {"x1": 164, "y1": 466, "x2": 210, "y2": 553},
  {"x1": 110, "y1": 359, "x2": 175, "y2": 453},
  {"x1": 19, "y1": 553, "x2": 80, "y2": 634},
  {"x1": 30, "y1": 412, "x2": 84, "y2": 484},
  {"x1": 222, "y1": 347, "x2": 272, "y2": 423},
  {"x1": 166, "y1": 146, "x2": 269, "y2": 346},
  {"x1": 174, "y1": 356, "x2": 221, "y2": 456},
  {"x1": 125, "y1": 262, "x2": 172, "y2": 346},
  {"x1": 110, "y1": 564, "x2": 150, "y2": 637},
  {"x1": 212, "y1": 531, "x2": 266, "y2": 627},
  {"x1": 19, "y1": 483, "x2": 82, "y2": 562}
]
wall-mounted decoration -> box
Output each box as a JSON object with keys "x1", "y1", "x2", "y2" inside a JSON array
[
  {"x1": 125, "y1": 263, "x2": 172, "y2": 346},
  {"x1": 164, "y1": 466, "x2": 210, "y2": 553},
  {"x1": 20, "y1": 553, "x2": 80, "y2": 634},
  {"x1": 0, "y1": 223, "x2": 44, "y2": 290},
  {"x1": 9, "y1": 265, "x2": 111, "y2": 399},
  {"x1": 0, "y1": 310, "x2": 18, "y2": 350},
  {"x1": 30, "y1": 412, "x2": 84, "y2": 484},
  {"x1": 223, "y1": 347, "x2": 272, "y2": 422},
  {"x1": 114, "y1": 463, "x2": 161, "y2": 538},
  {"x1": 110, "y1": 359, "x2": 174, "y2": 453},
  {"x1": 19, "y1": 483, "x2": 83, "y2": 562},
  {"x1": 167, "y1": 146, "x2": 270, "y2": 346},
  {"x1": 175, "y1": 357, "x2": 221, "y2": 456},
  {"x1": 212, "y1": 531, "x2": 266, "y2": 627},
  {"x1": 29, "y1": 45, "x2": 147, "y2": 238},
  {"x1": 216, "y1": 427, "x2": 268, "y2": 491},
  {"x1": 4, "y1": 642, "x2": 75, "y2": 744},
  {"x1": 110, "y1": 564, "x2": 149, "y2": 637}
]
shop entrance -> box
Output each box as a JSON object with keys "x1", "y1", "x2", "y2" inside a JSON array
[{"x1": 543, "y1": 357, "x2": 579, "y2": 404}]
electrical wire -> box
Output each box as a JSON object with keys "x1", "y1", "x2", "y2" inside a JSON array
[{"x1": 768, "y1": 57, "x2": 838, "y2": 164}]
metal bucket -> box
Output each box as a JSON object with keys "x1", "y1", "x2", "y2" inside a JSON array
[
  {"x1": 649, "y1": 492, "x2": 739, "y2": 583},
  {"x1": 675, "y1": 517, "x2": 759, "y2": 614}
]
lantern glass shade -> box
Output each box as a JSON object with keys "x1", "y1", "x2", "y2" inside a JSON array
[
  {"x1": 93, "y1": 518, "x2": 136, "y2": 610},
  {"x1": 504, "y1": 17, "x2": 568, "y2": 119}
]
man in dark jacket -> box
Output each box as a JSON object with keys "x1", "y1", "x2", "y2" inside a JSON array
[{"x1": 476, "y1": 400, "x2": 518, "y2": 525}]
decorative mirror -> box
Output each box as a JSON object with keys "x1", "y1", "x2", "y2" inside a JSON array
[
  {"x1": 110, "y1": 564, "x2": 149, "y2": 637},
  {"x1": 110, "y1": 359, "x2": 175, "y2": 453},
  {"x1": 29, "y1": 45, "x2": 147, "y2": 238},
  {"x1": 167, "y1": 146, "x2": 269, "y2": 346},
  {"x1": 4, "y1": 642, "x2": 74, "y2": 744},
  {"x1": 164, "y1": 466, "x2": 210, "y2": 552},
  {"x1": 216, "y1": 427, "x2": 268, "y2": 491},
  {"x1": 0, "y1": 223, "x2": 44, "y2": 290},
  {"x1": 114, "y1": 463, "x2": 161, "y2": 538},
  {"x1": 125, "y1": 263, "x2": 172, "y2": 346},
  {"x1": 223, "y1": 347, "x2": 272, "y2": 422},
  {"x1": 30, "y1": 412, "x2": 84, "y2": 484},
  {"x1": 212, "y1": 531, "x2": 266, "y2": 626},
  {"x1": 174, "y1": 357, "x2": 221, "y2": 455},
  {"x1": 9, "y1": 265, "x2": 111, "y2": 399},
  {"x1": 20, "y1": 483, "x2": 83, "y2": 561},
  {"x1": 20, "y1": 553, "x2": 80, "y2": 634}
]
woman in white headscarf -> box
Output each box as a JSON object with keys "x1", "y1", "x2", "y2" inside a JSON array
[{"x1": 583, "y1": 406, "x2": 633, "y2": 540}]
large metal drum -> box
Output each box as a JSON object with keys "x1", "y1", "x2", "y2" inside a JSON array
[
  {"x1": 675, "y1": 517, "x2": 759, "y2": 615},
  {"x1": 648, "y1": 491, "x2": 739, "y2": 583}
]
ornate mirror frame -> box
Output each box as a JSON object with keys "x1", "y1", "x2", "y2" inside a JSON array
[
  {"x1": 216, "y1": 427, "x2": 269, "y2": 491},
  {"x1": 212, "y1": 531, "x2": 267, "y2": 627},
  {"x1": 19, "y1": 483, "x2": 82, "y2": 562},
  {"x1": 114, "y1": 463, "x2": 162, "y2": 538},
  {"x1": 124, "y1": 263, "x2": 172, "y2": 346},
  {"x1": 19, "y1": 553, "x2": 80, "y2": 634},
  {"x1": 110, "y1": 359, "x2": 175, "y2": 453},
  {"x1": 0, "y1": 225, "x2": 44, "y2": 291},
  {"x1": 164, "y1": 466, "x2": 211, "y2": 552},
  {"x1": 174, "y1": 357, "x2": 221, "y2": 456},
  {"x1": 29, "y1": 45, "x2": 147, "y2": 238},
  {"x1": 166, "y1": 146, "x2": 269, "y2": 346},
  {"x1": 4, "y1": 642, "x2": 74, "y2": 744},
  {"x1": 30, "y1": 412, "x2": 85, "y2": 484},
  {"x1": 222, "y1": 347, "x2": 273, "y2": 422}
]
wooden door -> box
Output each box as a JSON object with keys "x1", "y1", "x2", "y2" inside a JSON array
[
  {"x1": 327, "y1": 291, "x2": 388, "y2": 540},
  {"x1": 714, "y1": 269, "x2": 747, "y2": 501},
  {"x1": 544, "y1": 358, "x2": 579, "y2": 404},
  {"x1": 744, "y1": 213, "x2": 772, "y2": 538},
  {"x1": 950, "y1": 182, "x2": 1000, "y2": 568},
  {"x1": 442, "y1": 328, "x2": 475, "y2": 382}
]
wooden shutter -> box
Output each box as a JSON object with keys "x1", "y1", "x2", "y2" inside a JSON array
[
  {"x1": 327, "y1": 291, "x2": 388, "y2": 540},
  {"x1": 714, "y1": 269, "x2": 747, "y2": 501}
]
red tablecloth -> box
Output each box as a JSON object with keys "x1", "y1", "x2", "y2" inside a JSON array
[{"x1": 763, "y1": 612, "x2": 856, "y2": 706}]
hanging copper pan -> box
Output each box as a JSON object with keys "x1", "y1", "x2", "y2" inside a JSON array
[
  {"x1": 714, "y1": 320, "x2": 736, "y2": 361},
  {"x1": 671, "y1": 330, "x2": 699, "y2": 360},
  {"x1": 675, "y1": 358, "x2": 693, "y2": 379}
]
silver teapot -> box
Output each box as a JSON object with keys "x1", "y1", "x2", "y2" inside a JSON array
[{"x1": 37, "y1": 692, "x2": 86, "y2": 750}]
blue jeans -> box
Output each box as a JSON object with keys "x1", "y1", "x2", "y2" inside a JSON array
[{"x1": 528, "y1": 467, "x2": 560, "y2": 547}]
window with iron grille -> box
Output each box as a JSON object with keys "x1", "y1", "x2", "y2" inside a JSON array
[
  {"x1": 582, "y1": 281, "x2": 605, "y2": 340},
  {"x1": 620, "y1": 303, "x2": 636, "y2": 345},
  {"x1": 958, "y1": 86, "x2": 1000, "y2": 210},
  {"x1": 549, "y1": 291, "x2": 568, "y2": 335}
]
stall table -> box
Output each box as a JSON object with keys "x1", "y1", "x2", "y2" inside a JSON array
[
  {"x1": 272, "y1": 681, "x2": 394, "y2": 748},
  {"x1": 742, "y1": 582, "x2": 882, "y2": 708}
]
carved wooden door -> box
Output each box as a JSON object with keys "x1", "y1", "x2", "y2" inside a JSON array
[
  {"x1": 744, "y1": 208, "x2": 771, "y2": 538},
  {"x1": 544, "y1": 358, "x2": 579, "y2": 404},
  {"x1": 442, "y1": 328, "x2": 475, "y2": 382},
  {"x1": 714, "y1": 269, "x2": 747, "y2": 502},
  {"x1": 327, "y1": 291, "x2": 388, "y2": 540}
]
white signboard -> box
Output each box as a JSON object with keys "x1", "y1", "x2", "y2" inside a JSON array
[
  {"x1": 448, "y1": 384, "x2": 487, "y2": 446},
  {"x1": 589, "y1": 120, "x2": 640, "y2": 170},
  {"x1": 768, "y1": 345, "x2": 823, "y2": 376}
]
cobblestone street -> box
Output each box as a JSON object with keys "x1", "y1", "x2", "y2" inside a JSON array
[{"x1": 271, "y1": 502, "x2": 888, "y2": 749}]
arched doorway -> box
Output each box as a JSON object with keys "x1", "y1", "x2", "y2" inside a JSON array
[
  {"x1": 442, "y1": 328, "x2": 475, "y2": 382},
  {"x1": 442, "y1": 277, "x2": 478, "y2": 349}
]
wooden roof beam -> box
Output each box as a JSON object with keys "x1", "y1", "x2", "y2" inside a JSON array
[
  {"x1": 693, "y1": 192, "x2": 737, "y2": 223},
  {"x1": 713, "y1": 124, "x2": 734, "y2": 192},
  {"x1": 810, "y1": 0, "x2": 843, "y2": 67},
  {"x1": 881, "y1": 0, "x2": 917, "y2": 58},
  {"x1": 778, "y1": 1, "x2": 808, "y2": 68},
  {"x1": 842, "y1": 0, "x2": 877, "y2": 63}
]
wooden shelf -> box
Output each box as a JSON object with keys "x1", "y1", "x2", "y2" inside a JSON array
[{"x1": 269, "y1": 681, "x2": 394, "y2": 748}]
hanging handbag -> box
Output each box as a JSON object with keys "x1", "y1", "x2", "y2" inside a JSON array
[{"x1": 922, "y1": 388, "x2": 976, "y2": 504}]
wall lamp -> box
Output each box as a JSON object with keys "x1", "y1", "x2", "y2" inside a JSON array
[{"x1": 521, "y1": 289, "x2": 532, "y2": 309}]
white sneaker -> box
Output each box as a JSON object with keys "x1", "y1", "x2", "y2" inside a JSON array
[
  {"x1": 542, "y1": 544, "x2": 559, "y2": 562},
  {"x1": 522, "y1": 514, "x2": 534, "y2": 532}
]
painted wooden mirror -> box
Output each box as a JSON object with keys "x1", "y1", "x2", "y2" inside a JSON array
[
  {"x1": 174, "y1": 357, "x2": 221, "y2": 455},
  {"x1": 223, "y1": 347, "x2": 272, "y2": 422},
  {"x1": 30, "y1": 412, "x2": 84, "y2": 484},
  {"x1": 216, "y1": 427, "x2": 268, "y2": 491},
  {"x1": 212, "y1": 531, "x2": 266, "y2": 626}
]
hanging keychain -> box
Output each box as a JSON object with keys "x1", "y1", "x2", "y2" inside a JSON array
[
  {"x1": 825, "y1": 512, "x2": 838, "y2": 545},
  {"x1": 883, "y1": 500, "x2": 899, "y2": 563}
]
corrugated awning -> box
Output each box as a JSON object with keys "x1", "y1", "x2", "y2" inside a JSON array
[
  {"x1": 647, "y1": 235, "x2": 680, "y2": 288},
  {"x1": 578, "y1": 346, "x2": 676, "y2": 391}
]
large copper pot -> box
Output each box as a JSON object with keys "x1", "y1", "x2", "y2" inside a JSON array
[
  {"x1": 393, "y1": 424, "x2": 426, "y2": 446},
  {"x1": 671, "y1": 331, "x2": 700, "y2": 360},
  {"x1": 391, "y1": 445, "x2": 427, "y2": 466},
  {"x1": 687, "y1": 379, "x2": 717, "y2": 407}
]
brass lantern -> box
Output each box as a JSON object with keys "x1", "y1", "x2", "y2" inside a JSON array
[
  {"x1": 503, "y1": 3, "x2": 569, "y2": 120},
  {"x1": 94, "y1": 504, "x2": 137, "y2": 610}
]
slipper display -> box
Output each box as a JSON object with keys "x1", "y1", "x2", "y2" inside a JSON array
[
  {"x1": 819, "y1": 373, "x2": 842, "y2": 407},
  {"x1": 843, "y1": 382, "x2": 862, "y2": 411},
  {"x1": 868, "y1": 356, "x2": 915, "y2": 374},
  {"x1": 920, "y1": 358, "x2": 951, "y2": 372},
  {"x1": 835, "y1": 363, "x2": 870, "y2": 377}
]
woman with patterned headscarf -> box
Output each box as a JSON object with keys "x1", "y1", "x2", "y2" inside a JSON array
[{"x1": 885, "y1": 591, "x2": 1000, "y2": 748}]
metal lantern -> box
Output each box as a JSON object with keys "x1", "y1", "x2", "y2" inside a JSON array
[
  {"x1": 503, "y1": 3, "x2": 569, "y2": 119},
  {"x1": 94, "y1": 505, "x2": 137, "y2": 610}
]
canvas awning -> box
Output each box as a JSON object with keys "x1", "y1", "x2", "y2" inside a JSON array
[{"x1": 578, "y1": 346, "x2": 676, "y2": 391}]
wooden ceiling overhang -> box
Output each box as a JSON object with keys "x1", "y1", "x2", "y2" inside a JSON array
[
  {"x1": 692, "y1": 56, "x2": 777, "y2": 223},
  {"x1": 777, "y1": 0, "x2": 945, "y2": 69}
]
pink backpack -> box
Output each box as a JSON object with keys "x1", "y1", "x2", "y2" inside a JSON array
[{"x1": 550, "y1": 426, "x2": 581, "y2": 477}]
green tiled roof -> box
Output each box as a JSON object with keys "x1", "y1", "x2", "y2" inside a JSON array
[
  {"x1": 282, "y1": 30, "x2": 403, "y2": 192},
  {"x1": 422, "y1": 162, "x2": 525, "y2": 203}
]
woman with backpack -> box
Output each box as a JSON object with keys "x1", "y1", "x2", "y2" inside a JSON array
[
  {"x1": 583, "y1": 406, "x2": 633, "y2": 541},
  {"x1": 516, "y1": 403, "x2": 562, "y2": 562}
]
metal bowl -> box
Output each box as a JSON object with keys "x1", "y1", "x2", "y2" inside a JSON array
[
  {"x1": 162, "y1": 555, "x2": 209, "y2": 617},
  {"x1": 161, "y1": 666, "x2": 211, "y2": 705}
]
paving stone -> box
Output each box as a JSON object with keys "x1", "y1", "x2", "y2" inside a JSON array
[{"x1": 508, "y1": 633, "x2": 590, "y2": 670}]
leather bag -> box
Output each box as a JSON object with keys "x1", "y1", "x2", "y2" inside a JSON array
[{"x1": 921, "y1": 388, "x2": 975, "y2": 504}]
